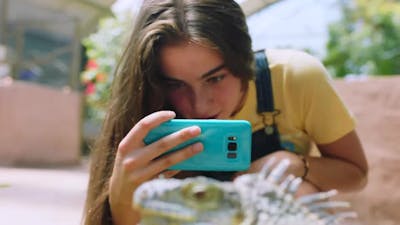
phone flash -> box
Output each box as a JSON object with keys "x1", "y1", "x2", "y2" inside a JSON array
[{"x1": 228, "y1": 136, "x2": 237, "y2": 141}]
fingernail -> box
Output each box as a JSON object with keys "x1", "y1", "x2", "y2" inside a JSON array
[
  {"x1": 192, "y1": 142, "x2": 203, "y2": 153},
  {"x1": 167, "y1": 111, "x2": 176, "y2": 117},
  {"x1": 189, "y1": 126, "x2": 201, "y2": 135}
]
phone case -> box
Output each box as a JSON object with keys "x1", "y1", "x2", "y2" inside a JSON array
[{"x1": 144, "y1": 119, "x2": 252, "y2": 171}]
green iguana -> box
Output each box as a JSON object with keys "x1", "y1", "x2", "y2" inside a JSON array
[{"x1": 133, "y1": 158, "x2": 357, "y2": 225}]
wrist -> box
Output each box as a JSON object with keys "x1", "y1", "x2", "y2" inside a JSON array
[
  {"x1": 297, "y1": 154, "x2": 310, "y2": 179},
  {"x1": 109, "y1": 197, "x2": 140, "y2": 225}
]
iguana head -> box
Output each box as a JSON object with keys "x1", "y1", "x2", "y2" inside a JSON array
[
  {"x1": 133, "y1": 159, "x2": 358, "y2": 225},
  {"x1": 133, "y1": 176, "x2": 244, "y2": 225}
]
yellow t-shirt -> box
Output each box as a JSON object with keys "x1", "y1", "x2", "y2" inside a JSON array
[{"x1": 230, "y1": 49, "x2": 355, "y2": 154}]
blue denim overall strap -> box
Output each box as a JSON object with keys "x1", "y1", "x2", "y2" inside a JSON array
[
  {"x1": 254, "y1": 49, "x2": 274, "y2": 113},
  {"x1": 250, "y1": 50, "x2": 283, "y2": 162},
  {"x1": 195, "y1": 50, "x2": 283, "y2": 181}
]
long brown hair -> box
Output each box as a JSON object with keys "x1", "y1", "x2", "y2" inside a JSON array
[{"x1": 83, "y1": 0, "x2": 254, "y2": 224}]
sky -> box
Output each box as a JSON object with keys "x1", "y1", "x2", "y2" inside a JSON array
[
  {"x1": 112, "y1": 0, "x2": 342, "y2": 58},
  {"x1": 246, "y1": 0, "x2": 341, "y2": 58}
]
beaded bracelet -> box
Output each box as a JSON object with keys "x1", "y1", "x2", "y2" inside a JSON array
[{"x1": 298, "y1": 154, "x2": 310, "y2": 179}]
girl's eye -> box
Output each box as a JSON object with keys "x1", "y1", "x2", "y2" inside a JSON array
[{"x1": 207, "y1": 75, "x2": 225, "y2": 84}]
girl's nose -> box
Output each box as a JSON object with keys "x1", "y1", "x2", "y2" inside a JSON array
[{"x1": 193, "y1": 89, "x2": 214, "y2": 118}]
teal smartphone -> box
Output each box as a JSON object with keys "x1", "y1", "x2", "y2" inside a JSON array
[{"x1": 143, "y1": 119, "x2": 252, "y2": 171}]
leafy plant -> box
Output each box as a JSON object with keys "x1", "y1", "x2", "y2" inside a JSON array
[
  {"x1": 81, "y1": 13, "x2": 132, "y2": 122},
  {"x1": 324, "y1": 0, "x2": 400, "y2": 77}
]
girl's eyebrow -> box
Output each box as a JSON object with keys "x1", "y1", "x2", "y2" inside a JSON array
[
  {"x1": 162, "y1": 76, "x2": 180, "y2": 82},
  {"x1": 162, "y1": 63, "x2": 226, "y2": 81},
  {"x1": 200, "y1": 63, "x2": 225, "y2": 79}
]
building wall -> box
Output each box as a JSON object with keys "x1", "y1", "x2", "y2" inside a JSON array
[{"x1": 0, "y1": 80, "x2": 82, "y2": 166}]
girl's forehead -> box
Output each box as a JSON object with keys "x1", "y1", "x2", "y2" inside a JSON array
[{"x1": 159, "y1": 42, "x2": 225, "y2": 79}]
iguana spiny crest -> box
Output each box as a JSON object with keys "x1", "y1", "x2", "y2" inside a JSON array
[{"x1": 133, "y1": 158, "x2": 357, "y2": 225}]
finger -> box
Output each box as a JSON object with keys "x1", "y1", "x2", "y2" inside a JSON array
[
  {"x1": 164, "y1": 170, "x2": 181, "y2": 178},
  {"x1": 141, "y1": 125, "x2": 201, "y2": 161},
  {"x1": 146, "y1": 170, "x2": 180, "y2": 181},
  {"x1": 131, "y1": 142, "x2": 203, "y2": 182},
  {"x1": 161, "y1": 170, "x2": 181, "y2": 178},
  {"x1": 118, "y1": 111, "x2": 176, "y2": 156},
  {"x1": 122, "y1": 125, "x2": 201, "y2": 171}
]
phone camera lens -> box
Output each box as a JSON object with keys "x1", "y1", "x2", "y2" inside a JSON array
[{"x1": 228, "y1": 142, "x2": 237, "y2": 151}]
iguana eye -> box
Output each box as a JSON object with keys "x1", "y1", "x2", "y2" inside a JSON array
[{"x1": 181, "y1": 182, "x2": 223, "y2": 210}]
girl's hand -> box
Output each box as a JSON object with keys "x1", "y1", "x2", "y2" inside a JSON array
[
  {"x1": 234, "y1": 150, "x2": 319, "y2": 197},
  {"x1": 109, "y1": 111, "x2": 203, "y2": 225}
]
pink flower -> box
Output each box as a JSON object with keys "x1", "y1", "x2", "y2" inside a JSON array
[
  {"x1": 85, "y1": 82, "x2": 96, "y2": 95},
  {"x1": 86, "y1": 59, "x2": 98, "y2": 70}
]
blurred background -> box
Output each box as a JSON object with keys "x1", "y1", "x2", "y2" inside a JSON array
[{"x1": 0, "y1": 0, "x2": 399, "y2": 224}]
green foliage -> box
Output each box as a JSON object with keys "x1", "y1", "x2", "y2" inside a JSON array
[
  {"x1": 324, "y1": 0, "x2": 400, "y2": 77},
  {"x1": 81, "y1": 13, "x2": 132, "y2": 122}
]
